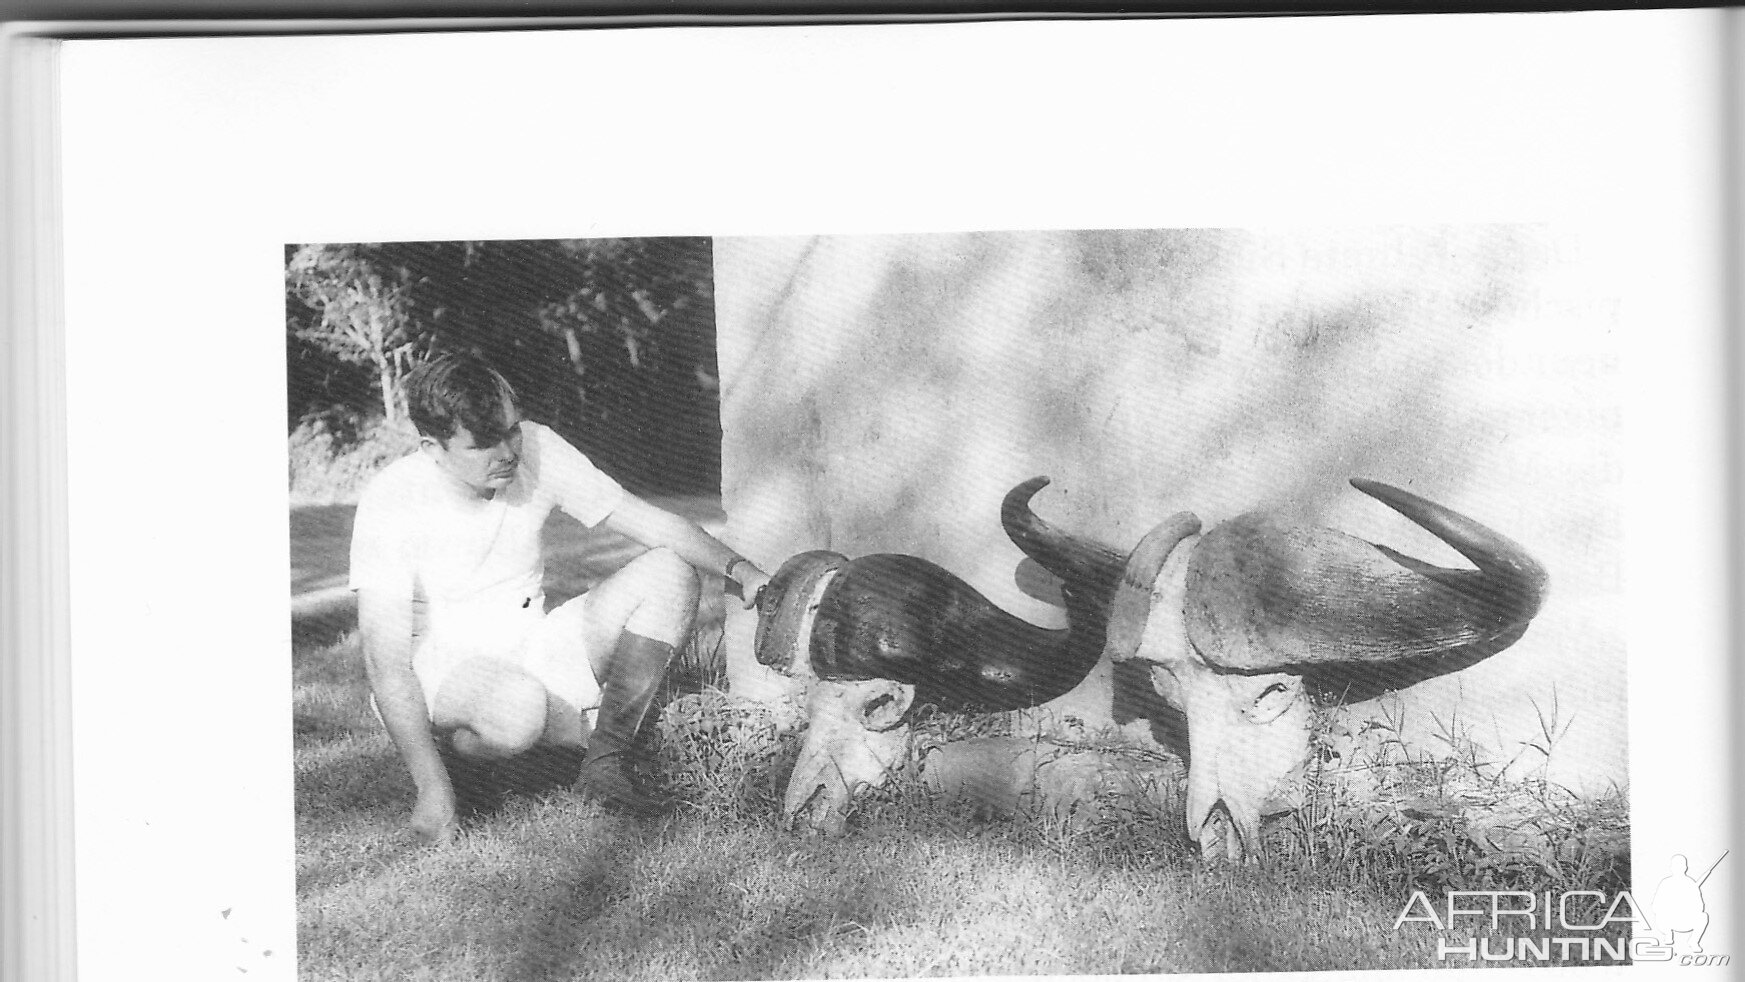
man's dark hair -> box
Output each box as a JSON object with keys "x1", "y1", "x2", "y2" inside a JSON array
[{"x1": 405, "y1": 353, "x2": 519, "y2": 447}]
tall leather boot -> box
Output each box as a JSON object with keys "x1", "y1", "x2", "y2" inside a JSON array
[{"x1": 575, "y1": 631, "x2": 676, "y2": 817}]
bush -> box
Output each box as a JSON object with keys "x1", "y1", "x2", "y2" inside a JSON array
[{"x1": 288, "y1": 407, "x2": 419, "y2": 505}]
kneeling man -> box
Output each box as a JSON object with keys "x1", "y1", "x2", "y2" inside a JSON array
[{"x1": 350, "y1": 353, "x2": 770, "y2": 842}]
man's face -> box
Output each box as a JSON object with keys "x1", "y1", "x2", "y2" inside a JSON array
[{"x1": 422, "y1": 402, "x2": 523, "y2": 498}]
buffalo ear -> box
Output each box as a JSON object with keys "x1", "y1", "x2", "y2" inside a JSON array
[
  {"x1": 1243, "y1": 677, "x2": 1304, "y2": 724},
  {"x1": 861, "y1": 681, "x2": 916, "y2": 732}
]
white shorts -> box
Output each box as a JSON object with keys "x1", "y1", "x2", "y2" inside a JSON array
[{"x1": 399, "y1": 593, "x2": 603, "y2": 722}]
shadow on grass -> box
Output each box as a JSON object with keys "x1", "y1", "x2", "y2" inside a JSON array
[
  {"x1": 497, "y1": 822, "x2": 916, "y2": 982},
  {"x1": 292, "y1": 605, "x2": 357, "y2": 650},
  {"x1": 289, "y1": 504, "x2": 357, "y2": 596},
  {"x1": 296, "y1": 744, "x2": 1508, "y2": 979}
]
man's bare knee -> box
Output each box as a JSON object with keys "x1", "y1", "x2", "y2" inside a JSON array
[{"x1": 445, "y1": 669, "x2": 548, "y2": 758}]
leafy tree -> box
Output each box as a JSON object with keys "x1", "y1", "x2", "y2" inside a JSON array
[{"x1": 286, "y1": 244, "x2": 433, "y2": 425}]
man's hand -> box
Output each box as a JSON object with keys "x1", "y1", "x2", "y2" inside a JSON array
[
  {"x1": 735, "y1": 564, "x2": 772, "y2": 610},
  {"x1": 408, "y1": 786, "x2": 460, "y2": 846},
  {"x1": 361, "y1": 586, "x2": 460, "y2": 847}
]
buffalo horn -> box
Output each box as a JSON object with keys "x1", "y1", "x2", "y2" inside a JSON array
[
  {"x1": 1184, "y1": 479, "x2": 1549, "y2": 671},
  {"x1": 754, "y1": 550, "x2": 847, "y2": 676},
  {"x1": 1102, "y1": 512, "x2": 1202, "y2": 663},
  {"x1": 1000, "y1": 477, "x2": 1128, "y2": 606}
]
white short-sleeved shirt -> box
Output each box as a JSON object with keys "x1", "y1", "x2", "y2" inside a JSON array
[{"x1": 349, "y1": 420, "x2": 626, "y2": 658}]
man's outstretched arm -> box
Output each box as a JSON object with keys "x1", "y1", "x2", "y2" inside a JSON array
[
  {"x1": 601, "y1": 495, "x2": 772, "y2": 606},
  {"x1": 358, "y1": 585, "x2": 457, "y2": 844}
]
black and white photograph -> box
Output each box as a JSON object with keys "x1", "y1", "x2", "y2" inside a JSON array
[
  {"x1": 287, "y1": 226, "x2": 1630, "y2": 977},
  {"x1": 14, "y1": 11, "x2": 1734, "y2": 982}
]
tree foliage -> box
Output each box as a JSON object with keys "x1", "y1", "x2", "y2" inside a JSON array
[
  {"x1": 287, "y1": 244, "x2": 432, "y2": 424},
  {"x1": 285, "y1": 237, "x2": 720, "y2": 493}
]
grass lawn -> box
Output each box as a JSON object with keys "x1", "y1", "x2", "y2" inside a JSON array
[
  {"x1": 296, "y1": 626, "x2": 1444, "y2": 981},
  {"x1": 293, "y1": 497, "x2": 1630, "y2": 979},
  {"x1": 296, "y1": 641, "x2": 1628, "y2": 980}
]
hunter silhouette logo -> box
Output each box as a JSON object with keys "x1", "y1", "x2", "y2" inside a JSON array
[{"x1": 1649, "y1": 851, "x2": 1725, "y2": 959}]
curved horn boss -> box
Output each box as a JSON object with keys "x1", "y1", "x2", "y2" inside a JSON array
[
  {"x1": 1004, "y1": 475, "x2": 1549, "y2": 686},
  {"x1": 1184, "y1": 478, "x2": 1549, "y2": 681},
  {"x1": 753, "y1": 478, "x2": 1131, "y2": 710}
]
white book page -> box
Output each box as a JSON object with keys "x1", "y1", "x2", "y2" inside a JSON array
[{"x1": 57, "y1": 13, "x2": 1727, "y2": 980}]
